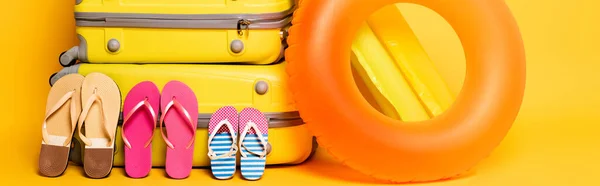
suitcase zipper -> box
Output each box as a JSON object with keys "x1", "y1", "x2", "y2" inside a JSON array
[
  {"x1": 237, "y1": 19, "x2": 251, "y2": 36},
  {"x1": 76, "y1": 16, "x2": 291, "y2": 30}
]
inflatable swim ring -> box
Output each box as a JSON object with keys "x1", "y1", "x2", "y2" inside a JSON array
[{"x1": 285, "y1": 0, "x2": 526, "y2": 182}]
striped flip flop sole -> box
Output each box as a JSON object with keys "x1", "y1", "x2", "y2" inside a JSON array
[
  {"x1": 209, "y1": 133, "x2": 236, "y2": 179},
  {"x1": 239, "y1": 107, "x2": 269, "y2": 181},
  {"x1": 207, "y1": 106, "x2": 238, "y2": 180},
  {"x1": 240, "y1": 134, "x2": 268, "y2": 180}
]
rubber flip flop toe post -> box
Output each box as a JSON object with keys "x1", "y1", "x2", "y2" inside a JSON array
[
  {"x1": 77, "y1": 73, "x2": 121, "y2": 179},
  {"x1": 160, "y1": 81, "x2": 198, "y2": 179},
  {"x1": 122, "y1": 81, "x2": 160, "y2": 178},
  {"x1": 239, "y1": 107, "x2": 269, "y2": 181},
  {"x1": 39, "y1": 74, "x2": 84, "y2": 177},
  {"x1": 207, "y1": 106, "x2": 239, "y2": 180}
]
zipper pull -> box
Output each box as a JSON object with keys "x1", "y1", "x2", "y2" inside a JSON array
[{"x1": 237, "y1": 19, "x2": 251, "y2": 36}]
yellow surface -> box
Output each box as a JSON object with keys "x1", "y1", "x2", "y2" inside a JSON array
[
  {"x1": 77, "y1": 63, "x2": 298, "y2": 113},
  {"x1": 367, "y1": 5, "x2": 455, "y2": 117},
  {"x1": 75, "y1": 0, "x2": 294, "y2": 15},
  {"x1": 74, "y1": 0, "x2": 291, "y2": 64},
  {"x1": 352, "y1": 23, "x2": 429, "y2": 121},
  {"x1": 351, "y1": 5, "x2": 456, "y2": 121},
  {"x1": 78, "y1": 27, "x2": 283, "y2": 64},
  {"x1": 2, "y1": 0, "x2": 600, "y2": 185}
]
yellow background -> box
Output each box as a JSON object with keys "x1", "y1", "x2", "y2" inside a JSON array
[{"x1": 1, "y1": 0, "x2": 599, "y2": 185}]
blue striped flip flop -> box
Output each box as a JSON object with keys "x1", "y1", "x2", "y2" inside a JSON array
[
  {"x1": 207, "y1": 106, "x2": 239, "y2": 180},
  {"x1": 238, "y1": 107, "x2": 269, "y2": 180}
]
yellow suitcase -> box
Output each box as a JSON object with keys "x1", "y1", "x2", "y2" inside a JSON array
[
  {"x1": 50, "y1": 62, "x2": 317, "y2": 167},
  {"x1": 58, "y1": 0, "x2": 295, "y2": 66}
]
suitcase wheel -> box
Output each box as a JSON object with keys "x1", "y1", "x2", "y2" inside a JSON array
[
  {"x1": 59, "y1": 46, "x2": 80, "y2": 67},
  {"x1": 48, "y1": 73, "x2": 57, "y2": 87},
  {"x1": 307, "y1": 136, "x2": 318, "y2": 160}
]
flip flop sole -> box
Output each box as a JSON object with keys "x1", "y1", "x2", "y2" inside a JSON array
[
  {"x1": 239, "y1": 108, "x2": 269, "y2": 181},
  {"x1": 80, "y1": 72, "x2": 121, "y2": 179},
  {"x1": 39, "y1": 74, "x2": 84, "y2": 177},
  {"x1": 208, "y1": 106, "x2": 238, "y2": 180},
  {"x1": 161, "y1": 81, "x2": 198, "y2": 179},
  {"x1": 122, "y1": 81, "x2": 160, "y2": 178}
]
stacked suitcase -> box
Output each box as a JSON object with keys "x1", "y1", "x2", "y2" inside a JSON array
[{"x1": 50, "y1": 0, "x2": 316, "y2": 168}]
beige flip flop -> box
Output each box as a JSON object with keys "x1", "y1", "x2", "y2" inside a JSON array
[
  {"x1": 39, "y1": 74, "x2": 84, "y2": 177},
  {"x1": 76, "y1": 72, "x2": 121, "y2": 179}
]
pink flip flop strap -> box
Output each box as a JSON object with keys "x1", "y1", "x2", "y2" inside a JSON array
[
  {"x1": 42, "y1": 90, "x2": 77, "y2": 147},
  {"x1": 159, "y1": 98, "x2": 196, "y2": 149},
  {"x1": 121, "y1": 98, "x2": 157, "y2": 149},
  {"x1": 77, "y1": 92, "x2": 113, "y2": 147}
]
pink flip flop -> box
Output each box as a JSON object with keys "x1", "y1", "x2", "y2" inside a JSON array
[
  {"x1": 159, "y1": 81, "x2": 198, "y2": 179},
  {"x1": 121, "y1": 81, "x2": 160, "y2": 178},
  {"x1": 238, "y1": 107, "x2": 269, "y2": 180}
]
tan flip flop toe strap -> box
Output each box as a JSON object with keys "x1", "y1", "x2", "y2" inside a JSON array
[
  {"x1": 41, "y1": 90, "x2": 77, "y2": 147},
  {"x1": 77, "y1": 93, "x2": 114, "y2": 147}
]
